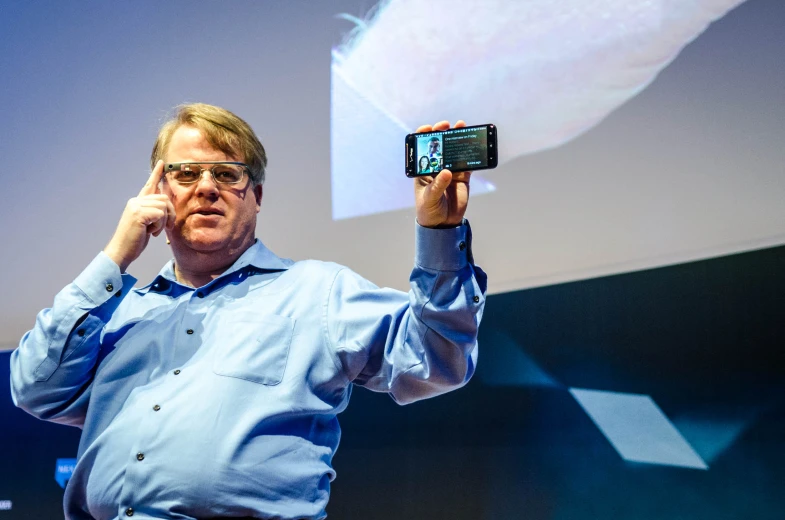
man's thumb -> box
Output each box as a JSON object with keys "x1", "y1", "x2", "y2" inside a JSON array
[{"x1": 429, "y1": 170, "x2": 452, "y2": 199}]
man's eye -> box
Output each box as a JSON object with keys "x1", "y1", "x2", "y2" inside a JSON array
[
  {"x1": 174, "y1": 170, "x2": 199, "y2": 182},
  {"x1": 215, "y1": 169, "x2": 242, "y2": 182}
]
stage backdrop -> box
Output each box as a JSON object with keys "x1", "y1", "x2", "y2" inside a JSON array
[
  {"x1": 2, "y1": 245, "x2": 783, "y2": 518},
  {"x1": 1, "y1": 0, "x2": 783, "y2": 518}
]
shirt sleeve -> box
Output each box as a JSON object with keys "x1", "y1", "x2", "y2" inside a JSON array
[
  {"x1": 326, "y1": 220, "x2": 487, "y2": 405},
  {"x1": 9, "y1": 252, "x2": 136, "y2": 427}
]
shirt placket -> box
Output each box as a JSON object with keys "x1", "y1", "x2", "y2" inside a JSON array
[{"x1": 115, "y1": 287, "x2": 210, "y2": 518}]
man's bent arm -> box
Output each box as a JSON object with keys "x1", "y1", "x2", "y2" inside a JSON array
[
  {"x1": 10, "y1": 252, "x2": 136, "y2": 427},
  {"x1": 327, "y1": 220, "x2": 487, "y2": 405}
]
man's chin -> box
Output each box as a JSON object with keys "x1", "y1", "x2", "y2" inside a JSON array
[{"x1": 179, "y1": 231, "x2": 232, "y2": 253}]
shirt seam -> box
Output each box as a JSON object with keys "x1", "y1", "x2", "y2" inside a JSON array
[
  {"x1": 47, "y1": 294, "x2": 91, "y2": 366},
  {"x1": 324, "y1": 267, "x2": 352, "y2": 385},
  {"x1": 386, "y1": 264, "x2": 441, "y2": 395},
  {"x1": 415, "y1": 266, "x2": 440, "y2": 342},
  {"x1": 414, "y1": 259, "x2": 465, "y2": 273},
  {"x1": 60, "y1": 314, "x2": 99, "y2": 364}
]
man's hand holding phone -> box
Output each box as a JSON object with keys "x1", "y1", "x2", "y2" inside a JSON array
[
  {"x1": 414, "y1": 120, "x2": 471, "y2": 228},
  {"x1": 103, "y1": 160, "x2": 176, "y2": 273}
]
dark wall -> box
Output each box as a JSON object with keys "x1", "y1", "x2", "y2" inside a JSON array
[
  {"x1": 0, "y1": 355, "x2": 81, "y2": 518},
  {"x1": 330, "y1": 245, "x2": 785, "y2": 519},
  {"x1": 2, "y1": 245, "x2": 784, "y2": 519}
]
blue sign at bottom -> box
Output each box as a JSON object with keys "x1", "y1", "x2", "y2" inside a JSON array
[{"x1": 55, "y1": 458, "x2": 76, "y2": 489}]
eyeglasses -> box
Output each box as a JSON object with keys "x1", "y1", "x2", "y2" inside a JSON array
[{"x1": 164, "y1": 162, "x2": 250, "y2": 185}]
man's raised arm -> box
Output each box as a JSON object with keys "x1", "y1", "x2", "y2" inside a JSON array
[
  {"x1": 326, "y1": 120, "x2": 487, "y2": 404},
  {"x1": 9, "y1": 161, "x2": 174, "y2": 425}
]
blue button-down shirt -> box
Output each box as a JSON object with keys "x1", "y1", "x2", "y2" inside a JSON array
[{"x1": 10, "y1": 222, "x2": 486, "y2": 520}]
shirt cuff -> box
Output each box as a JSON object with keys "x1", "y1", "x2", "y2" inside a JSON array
[
  {"x1": 73, "y1": 252, "x2": 137, "y2": 306},
  {"x1": 415, "y1": 219, "x2": 473, "y2": 272}
]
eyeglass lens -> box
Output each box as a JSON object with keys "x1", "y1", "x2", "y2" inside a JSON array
[
  {"x1": 171, "y1": 164, "x2": 245, "y2": 184},
  {"x1": 170, "y1": 163, "x2": 246, "y2": 185}
]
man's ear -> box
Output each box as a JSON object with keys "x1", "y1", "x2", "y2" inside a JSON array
[{"x1": 254, "y1": 184, "x2": 263, "y2": 212}]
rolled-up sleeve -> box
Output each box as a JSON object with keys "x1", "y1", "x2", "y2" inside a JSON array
[
  {"x1": 10, "y1": 252, "x2": 135, "y2": 427},
  {"x1": 327, "y1": 220, "x2": 487, "y2": 405}
]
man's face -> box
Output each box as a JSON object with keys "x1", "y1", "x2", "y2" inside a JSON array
[
  {"x1": 429, "y1": 140, "x2": 440, "y2": 154},
  {"x1": 163, "y1": 125, "x2": 262, "y2": 254}
]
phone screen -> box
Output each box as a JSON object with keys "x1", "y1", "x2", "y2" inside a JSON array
[{"x1": 413, "y1": 125, "x2": 492, "y2": 175}]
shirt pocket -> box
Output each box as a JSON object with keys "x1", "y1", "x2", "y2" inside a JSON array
[{"x1": 212, "y1": 314, "x2": 295, "y2": 386}]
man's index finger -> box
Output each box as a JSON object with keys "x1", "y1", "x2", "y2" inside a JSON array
[{"x1": 140, "y1": 160, "x2": 165, "y2": 196}]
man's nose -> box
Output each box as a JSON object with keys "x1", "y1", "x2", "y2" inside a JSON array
[{"x1": 194, "y1": 170, "x2": 220, "y2": 194}]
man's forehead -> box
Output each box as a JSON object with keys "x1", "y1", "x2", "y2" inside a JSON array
[{"x1": 166, "y1": 125, "x2": 239, "y2": 161}]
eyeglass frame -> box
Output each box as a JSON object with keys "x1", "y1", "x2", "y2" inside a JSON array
[{"x1": 164, "y1": 161, "x2": 252, "y2": 185}]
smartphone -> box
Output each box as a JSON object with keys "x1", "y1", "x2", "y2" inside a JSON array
[{"x1": 405, "y1": 124, "x2": 497, "y2": 177}]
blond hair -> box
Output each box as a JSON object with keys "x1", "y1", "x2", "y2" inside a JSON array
[{"x1": 150, "y1": 103, "x2": 267, "y2": 185}]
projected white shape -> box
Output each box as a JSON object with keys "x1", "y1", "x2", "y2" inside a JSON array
[
  {"x1": 331, "y1": 0, "x2": 747, "y2": 219},
  {"x1": 570, "y1": 388, "x2": 708, "y2": 470},
  {"x1": 330, "y1": 60, "x2": 495, "y2": 220}
]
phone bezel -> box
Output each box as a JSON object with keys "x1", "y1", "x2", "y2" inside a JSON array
[{"x1": 405, "y1": 123, "x2": 497, "y2": 177}]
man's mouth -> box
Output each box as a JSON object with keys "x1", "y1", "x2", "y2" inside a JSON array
[{"x1": 191, "y1": 208, "x2": 224, "y2": 216}]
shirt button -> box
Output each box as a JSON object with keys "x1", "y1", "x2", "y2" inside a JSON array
[
  {"x1": 473, "y1": 296, "x2": 480, "y2": 303},
  {"x1": 174, "y1": 369, "x2": 181, "y2": 375},
  {"x1": 77, "y1": 329, "x2": 86, "y2": 337},
  {"x1": 115, "y1": 290, "x2": 122, "y2": 298},
  {"x1": 186, "y1": 329, "x2": 194, "y2": 335},
  {"x1": 125, "y1": 507, "x2": 134, "y2": 516},
  {"x1": 136, "y1": 452, "x2": 144, "y2": 461},
  {"x1": 105, "y1": 283, "x2": 114, "y2": 292},
  {"x1": 153, "y1": 404, "x2": 161, "y2": 411},
  {"x1": 196, "y1": 291, "x2": 204, "y2": 298},
  {"x1": 459, "y1": 241, "x2": 466, "y2": 251}
]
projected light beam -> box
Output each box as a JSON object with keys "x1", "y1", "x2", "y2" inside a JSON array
[
  {"x1": 570, "y1": 388, "x2": 708, "y2": 470},
  {"x1": 476, "y1": 330, "x2": 560, "y2": 388}
]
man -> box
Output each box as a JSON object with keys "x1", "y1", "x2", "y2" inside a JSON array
[
  {"x1": 427, "y1": 136, "x2": 442, "y2": 156},
  {"x1": 427, "y1": 136, "x2": 443, "y2": 172},
  {"x1": 10, "y1": 103, "x2": 486, "y2": 520}
]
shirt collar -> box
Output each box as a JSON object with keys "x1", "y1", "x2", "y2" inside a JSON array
[{"x1": 139, "y1": 239, "x2": 292, "y2": 293}]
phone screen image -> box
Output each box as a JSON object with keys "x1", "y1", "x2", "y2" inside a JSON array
[{"x1": 415, "y1": 126, "x2": 489, "y2": 173}]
